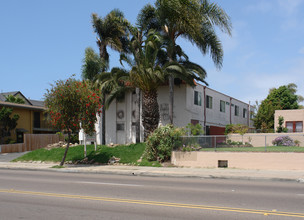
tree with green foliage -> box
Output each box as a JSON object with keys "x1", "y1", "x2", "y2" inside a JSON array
[
  {"x1": 276, "y1": 116, "x2": 288, "y2": 133},
  {"x1": 44, "y1": 78, "x2": 102, "y2": 166},
  {"x1": 0, "y1": 107, "x2": 19, "y2": 144},
  {"x1": 87, "y1": 9, "x2": 129, "y2": 145},
  {"x1": 118, "y1": 29, "x2": 204, "y2": 138},
  {"x1": 254, "y1": 84, "x2": 300, "y2": 131},
  {"x1": 81, "y1": 47, "x2": 104, "y2": 81},
  {"x1": 138, "y1": 0, "x2": 232, "y2": 124},
  {"x1": 5, "y1": 95, "x2": 25, "y2": 104},
  {"x1": 224, "y1": 124, "x2": 249, "y2": 143},
  {"x1": 186, "y1": 123, "x2": 204, "y2": 135}
]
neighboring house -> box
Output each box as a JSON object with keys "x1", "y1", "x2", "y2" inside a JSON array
[
  {"x1": 85, "y1": 84, "x2": 254, "y2": 145},
  {"x1": 0, "y1": 91, "x2": 55, "y2": 143},
  {"x1": 274, "y1": 109, "x2": 304, "y2": 133}
]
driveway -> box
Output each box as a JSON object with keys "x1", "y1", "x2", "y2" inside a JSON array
[{"x1": 0, "y1": 152, "x2": 28, "y2": 162}]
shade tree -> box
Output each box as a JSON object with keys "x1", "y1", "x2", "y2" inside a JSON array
[{"x1": 45, "y1": 78, "x2": 102, "y2": 166}]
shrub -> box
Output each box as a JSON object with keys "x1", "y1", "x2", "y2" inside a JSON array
[
  {"x1": 276, "y1": 116, "x2": 288, "y2": 133},
  {"x1": 226, "y1": 139, "x2": 243, "y2": 145},
  {"x1": 294, "y1": 140, "x2": 301, "y2": 147},
  {"x1": 145, "y1": 124, "x2": 185, "y2": 162},
  {"x1": 272, "y1": 136, "x2": 295, "y2": 146},
  {"x1": 225, "y1": 124, "x2": 234, "y2": 135},
  {"x1": 185, "y1": 123, "x2": 204, "y2": 135},
  {"x1": 65, "y1": 133, "x2": 79, "y2": 144},
  {"x1": 225, "y1": 124, "x2": 249, "y2": 136}
]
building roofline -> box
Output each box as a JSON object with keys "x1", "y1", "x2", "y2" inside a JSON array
[
  {"x1": 0, "y1": 91, "x2": 33, "y2": 105},
  {"x1": 0, "y1": 101, "x2": 46, "y2": 111},
  {"x1": 195, "y1": 83, "x2": 253, "y2": 108}
]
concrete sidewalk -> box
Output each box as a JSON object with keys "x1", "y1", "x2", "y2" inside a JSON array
[{"x1": 0, "y1": 161, "x2": 303, "y2": 183}]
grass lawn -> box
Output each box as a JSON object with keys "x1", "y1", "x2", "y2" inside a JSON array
[
  {"x1": 199, "y1": 146, "x2": 304, "y2": 152},
  {"x1": 13, "y1": 143, "x2": 161, "y2": 167}
]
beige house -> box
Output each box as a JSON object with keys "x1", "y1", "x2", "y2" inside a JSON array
[{"x1": 274, "y1": 109, "x2": 304, "y2": 133}]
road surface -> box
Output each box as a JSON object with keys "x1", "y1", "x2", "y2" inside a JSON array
[{"x1": 0, "y1": 169, "x2": 303, "y2": 219}]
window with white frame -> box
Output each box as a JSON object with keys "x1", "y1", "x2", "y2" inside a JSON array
[
  {"x1": 220, "y1": 100, "x2": 225, "y2": 112},
  {"x1": 194, "y1": 91, "x2": 202, "y2": 106},
  {"x1": 206, "y1": 95, "x2": 212, "y2": 109}
]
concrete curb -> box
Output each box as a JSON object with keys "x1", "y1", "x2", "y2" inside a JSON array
[{"x1": 0, "y1": 164, "x2": 303, "y2": 183}]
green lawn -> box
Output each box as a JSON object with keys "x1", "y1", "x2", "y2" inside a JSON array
[
  {"x1": 199, "y1": 146, "x2": 304, "y2": 152},
  {"x1": 12, "y1": 143, "x2": 161, "y2": 167}
]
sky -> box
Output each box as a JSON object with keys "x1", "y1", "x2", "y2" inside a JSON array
[{"x1": 0, "y1": 0, "x2": 303, "y2": 104}]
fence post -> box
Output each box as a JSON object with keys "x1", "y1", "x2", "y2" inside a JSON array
[{"x1": 214, "y1": 136, "x2": 217, "y2": 152}]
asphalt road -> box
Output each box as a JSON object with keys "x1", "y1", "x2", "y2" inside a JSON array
[{"x1": 0, "y1": 169, "x2": 303, "y2": 220}]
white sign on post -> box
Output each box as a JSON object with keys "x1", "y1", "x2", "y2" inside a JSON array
[{"x1": 83, "y1": 133, "x2": 97, "y2": 157}]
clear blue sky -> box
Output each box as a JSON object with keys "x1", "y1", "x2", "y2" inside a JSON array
[{"x1": 1, "y1": 0, "x2": 303, "y2": 104}]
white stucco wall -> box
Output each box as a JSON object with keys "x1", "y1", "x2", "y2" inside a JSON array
[{"x1": 84, "y1": 84, "x2": 254, "y2": 145}]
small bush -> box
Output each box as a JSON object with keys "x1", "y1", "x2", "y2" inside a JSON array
[
  {"x1": 294, "y1": 140, "x2": 301, "y2": 147},
  {"x1": 276, "y1": 116, "x2": 288, "y2": 133},
  {"x1": 185, "y1": 123, "x2": 204, "y2": 135},
  {"x1": 65, "y1": 133, "x2": 79, "y2": 144},
  {"x1": 226, "y1": 140, "x2": 243, "y2": 145},
  {"x1": 272, "y1": 136, "x2": 295, "y2": 146},
  {"x1": 145, "y1": 124, "x2": 185, "y2": 162},
  {"x1": 4, "y1": 138, "x2": 16, "y2": 144},
  {"x1": 225, "y1": 124, "x2": 234, "y2": 135}
]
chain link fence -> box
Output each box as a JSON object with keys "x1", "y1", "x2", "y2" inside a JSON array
[{"x1": 176, "y1": 133, "x2": 304, "y2": 152}]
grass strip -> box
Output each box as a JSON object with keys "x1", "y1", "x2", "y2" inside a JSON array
[{"x1": 12, "y1": 143, "x2": 161, "y2": 166}]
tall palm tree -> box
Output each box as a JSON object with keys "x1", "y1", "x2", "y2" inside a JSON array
[
  {"x1": 81, "y1": 47, "x2": 105, "y2": 81},
  {"x1": 119, "y1": 29, "x2": 198, "y2": 138},
  {"x1": 91, "y1": 9, "x2": 130, "y2": 145},
  {"x1": 138, "y1": 0, "x2": 232, "y2": 124}
]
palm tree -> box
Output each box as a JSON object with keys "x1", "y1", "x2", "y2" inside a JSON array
[
  {"x1": 138, "y1": 0, "x2": 232, "y2": 124},
  {"x1": 91, "y1": 9, "x2": 129, "y2": 145},
  {"x1": 119, "y1": 29, "x2": 196, "y2": 138},
  {"x1": 81, "y1": 47, "x2": 104, "y2": 81}
]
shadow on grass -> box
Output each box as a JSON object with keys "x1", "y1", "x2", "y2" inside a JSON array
[{"x1": 86, "y1": 151, "x2": 112, "y2": 164}]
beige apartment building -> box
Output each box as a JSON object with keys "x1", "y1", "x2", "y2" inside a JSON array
[{"x1": 274, "y1": 109, "x2": 304, "y2": 133}]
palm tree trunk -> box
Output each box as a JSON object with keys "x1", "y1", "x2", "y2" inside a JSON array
[
  {"x1": 168, "y1": 75, "x2": 174, "y2": 124},
  {"x1": 136, "y1": 88, "x2": 141, "y2": 143},
  {"x1": 142, "y1": 90, "x2": 160, "y2": 140},
  {"x1": 60, "y1": 131, "x2": 70, "y2": 166},
  {"x1": 101, "y1": 97, "x2": 106, "y2": 145}
]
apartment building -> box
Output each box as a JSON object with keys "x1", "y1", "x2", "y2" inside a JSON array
[{"x1": 89, "y1": 83, "x2": 254, "y2": 145}]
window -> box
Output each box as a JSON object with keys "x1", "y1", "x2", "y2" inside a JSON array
[
  {"x1": 206, "y1": 95, "x2": 212, "y2": 109},
  {"x1": 286, "y1": 122, "x2": 293, "y2": 132},
  {"x1": 194, "y1": 91, "x2": 202, "y2": 106},
  {"x1": 34, "y1": 112, "x2": 40, "y2": 128},
  {"x1": 235, "y1": 105, "x2": 239, "y2": 116},
  {"x1": 296, "y1": 122, "x2": 303, "y2": 132},
  {"x1": 243, "y1": 108, "x2": 247, "y2": 118},
  {"x1": 286, "y1": 121, "x2": 303, "y2": 133},
  {"x1": 220, "y1": 100, "x2": 225, "y2": 112}
]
